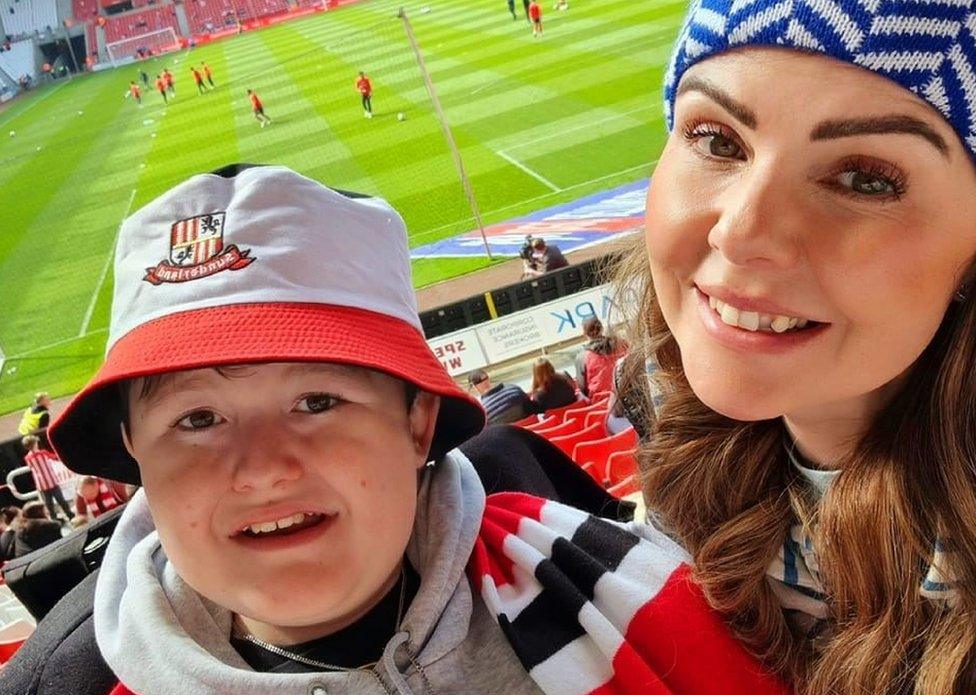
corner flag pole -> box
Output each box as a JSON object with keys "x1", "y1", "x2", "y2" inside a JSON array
[{"x1": 398, "y1": 7, "x2": 493, "y2": 260}]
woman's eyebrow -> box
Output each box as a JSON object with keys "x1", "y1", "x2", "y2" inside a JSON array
[
  {"x1": 810, "y1": 115, "x2": 949, "y2": 156},
  {"x1": 675, "y1": 76, "x2": 757, "y2": 128}
]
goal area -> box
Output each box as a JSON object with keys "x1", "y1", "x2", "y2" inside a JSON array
[{"x1": 106, "y1": 27, "x2": 181, "y2": 68}]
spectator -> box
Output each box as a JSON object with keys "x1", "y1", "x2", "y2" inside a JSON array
[
  {"x1": 575, "y1": 317, "x2": 628, "y2": 397},
  {"x1": 469, "y1": 369, "x2": 540, "y2": 424},
  {"x1": 529, "y1": 357, "x2": 577, "y2": 411},
  {"x1": 14, "y1": 501, "x2": 63, "y2": 558},
  {"x1": 521, "y1": 237, "x2": 568, "y2": 278},
  {"x1": 17, "y1": 391, "x2": 51, "y2": 443},
  {"x1": 0, "y1": 506, "x2": 19, "y2": 562},
  {"x1": 21, "y1": 435, "x2": 73, "y2": 523},
  {"x1": 74, "y1": 476, "x2": 123, "y2": 521}
]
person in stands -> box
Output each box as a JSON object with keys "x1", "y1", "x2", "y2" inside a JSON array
[
  {"x1": 17, "y1": 392, "x2": 51, "y2": 443},
  {"x1": 528, "y1": 357, "x2": 577, "y2": 412},
  {"x1": 21, "y1": 435, "x2": 73, "y2": 523},
  {"x1": 13, "y1": 501, "x2": 63, "y2": 558},
  {"x1": 74, "y1": 476, "x2": 123, "y2": 522},
  {"x1": 574, "y1": 317, "x2": 627, "y2": 398},
  {"x1": 0, "y1": 507, "x2": 19, "y2": 562},
  {"x1": 522, "y1": 237, "x2": 568, "y2": 278},
  {"x1": 468, "y1": 369, "x2": 540, "y2": 424}
]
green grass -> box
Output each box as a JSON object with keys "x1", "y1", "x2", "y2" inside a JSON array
[{"x1": 0, "y1": 0, "x2": 683, "y2": 414}]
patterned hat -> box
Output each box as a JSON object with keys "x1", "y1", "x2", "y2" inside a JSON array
[
  {"x1": 48, "y1": 164, "x2": 486, "y2": 485},
  {"x1": 664, "y1": 0, "x2": 976, "y2": 156}
]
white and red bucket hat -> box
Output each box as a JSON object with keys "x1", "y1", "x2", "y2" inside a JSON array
[{"x1": 49, "y1": 164, "x2": 485, "y2": 485}]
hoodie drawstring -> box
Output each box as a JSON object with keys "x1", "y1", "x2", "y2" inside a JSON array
[{"x1": 380, "y1": 630, "x2": 438, "y2": 695}]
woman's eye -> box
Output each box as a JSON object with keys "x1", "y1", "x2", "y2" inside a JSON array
[
  {"x1": 295, "y1": 394, "x2": 339, "y2": 414},
  {"x1": 175, "y1": 410, "x2": 224, "y2": 430},
  {"x1": 836, "y1": 170, "x2": 899, "y2": 197},
  {"x1": 695, "y1": 133, "x2": 744, "y2": 159}
]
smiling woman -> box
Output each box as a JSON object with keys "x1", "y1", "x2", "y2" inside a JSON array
[{"x1": 614, "y1": 5, "x2": 976, "y2": 694}]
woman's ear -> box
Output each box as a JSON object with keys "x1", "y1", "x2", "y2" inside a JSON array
[{"x1": 408, "y1": 391, "x2": 441, "y2": 467}]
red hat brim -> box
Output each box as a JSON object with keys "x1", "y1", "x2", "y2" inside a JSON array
[{"x1": 48, "y1": 303, "x2": 486, "y2": 484}]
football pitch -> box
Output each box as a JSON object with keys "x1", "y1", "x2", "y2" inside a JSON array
[{"x1": 0, "y1": 0, "x2": 684, "y2": 415}]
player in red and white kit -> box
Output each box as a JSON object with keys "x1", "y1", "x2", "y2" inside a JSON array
[
  {"x1": 356, "y1": 71, "x2": 373, "y2": 119},
  {"x1": 529, "y1": 0, "x2": 542, "y2": 36},
  {"x1": 247, "y1": 89, "x2": 272, "y2": 127}
]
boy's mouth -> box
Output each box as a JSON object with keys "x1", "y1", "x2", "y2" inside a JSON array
[{"x1": 236, "y1": 512, "x2": 330, "y2": 539}]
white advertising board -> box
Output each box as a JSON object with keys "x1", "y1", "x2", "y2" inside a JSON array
[{"x1": 425, "y1": 283, "x2": 636, "y2": 376}]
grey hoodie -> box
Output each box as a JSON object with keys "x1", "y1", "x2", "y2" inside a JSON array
[{"x1": 93, "y1": 451, "x2": 543, "y2": 695}]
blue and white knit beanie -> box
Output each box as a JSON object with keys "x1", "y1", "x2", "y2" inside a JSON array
[{"x1": 664, "y1": 0, "x2": 976, "y2": 156}]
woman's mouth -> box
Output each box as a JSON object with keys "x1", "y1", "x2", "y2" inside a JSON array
[{"x1": 706, "y1": 295, "x2": 817, "y2": 333}]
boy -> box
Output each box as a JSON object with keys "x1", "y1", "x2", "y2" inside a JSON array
[
  {"x1": 163, "y1": 67, "x2": 175, "y2": 96},
  {"x1": 126, "y1": 81, "x2": 142, "y2": 106},
  {"x1": 74, "y1": 476, "x2": 122, "y2": 521},
  {"x1": 2, "y1": 164, "x2": 541, "y2": 695},
  {"x1": 154, "y1": 74, "x2": 167, "y2": 104},
  {"x1": 356, "y1": 70, "x2": 373, "y2": 118},
  {"x1": 247, "y1": 88, "x2": 272, "y2": 127},
  {"x1": 21, "y1": 435, "x2": 73, "y2": 523}
]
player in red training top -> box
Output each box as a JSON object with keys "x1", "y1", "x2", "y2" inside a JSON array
[
  {"x1": 127, "y1": 81, "x2": 142, "y2": 106},
  {"x1": 202, "y1": 61, "x2": 215, "y2": 88},
  {"x1": 247, "y1": 89, "x2": 272, "y2": 127},
  {"x1": 191, "y1": 66, "x2": 208, "y2": 95},
  {"x1": 155, "y1": 74, "x2": 168, "y2": 104},
  {"x1": 356, "y1": 71, "x2": 373, "y2": 119},
  {"x1": 163, "y1": 68, "x2": 175, "y2": 97},
  {"x1": 529, "y1": 0, "x2": 542, "y2": 36}
]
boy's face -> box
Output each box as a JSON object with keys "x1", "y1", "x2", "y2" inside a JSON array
[
  {"x1": 123, "y1": 362, "x2": 440, "y2": 642},
  {"x1": 80, "y1": 481, "x2": 99, "y2": 502}
]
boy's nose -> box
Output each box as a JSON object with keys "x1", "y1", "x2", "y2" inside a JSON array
[{"x1": 230, "y1": 427, "x2": 304, "y2": 493}]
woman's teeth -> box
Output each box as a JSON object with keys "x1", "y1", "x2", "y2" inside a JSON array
[{"x1": 709, "y1": 296, "x2": 809, "y2": 333}]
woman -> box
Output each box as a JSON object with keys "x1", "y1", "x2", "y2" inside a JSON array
[
  {"x1": 607, "y1": 3, "x2": 976, "y2": 692},
  {"x1": 529, "y1": 357, "x2": 577, "y2": 411},
  {"x1": 574, "y1": 317, "x2": 627, "y2": 397}
]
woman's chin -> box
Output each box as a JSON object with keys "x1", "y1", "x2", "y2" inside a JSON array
[{"x1": 685, "y1": 373, "x2": 786, "y2": 423}]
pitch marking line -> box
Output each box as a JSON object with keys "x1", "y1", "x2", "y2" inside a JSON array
[
  {"x1": 502, "y1": 104, "x2": 659, "y2": 153},
  {"x1": 497, "y1": 150, "x2": 562, "y2": 193},
  {"x1": 79, "y1": 188, "x2": 137, "y2": 338}
]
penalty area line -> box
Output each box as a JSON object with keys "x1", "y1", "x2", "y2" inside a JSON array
[
  {"x1": 496, "y1": 150, "x2": 562, "y2": 193},
  {"x1": 79, "y1": 188, "x2": 137, "y2": 338}
]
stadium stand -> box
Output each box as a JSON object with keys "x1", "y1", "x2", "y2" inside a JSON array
[
  {"x1": 0, "y1": 39, "x2": 35, "y2": 80},
  {"x1": 71, "y1": 0, "x2": 97, "y2": 21},
  {"x1": 183, "y1": 0, "x2": 288, "y2": 34},
  {"x1": 0, "y1": 0, "x2": 58, "y2": 38},
  {"x1": 102, "y1": 5, "x2": 179, "y2": 45}
]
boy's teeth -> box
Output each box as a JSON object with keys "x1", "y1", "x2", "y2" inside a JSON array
[
  {"x1": 711, "y1": 297, "x2": 809, "y2": 334},
  {"x1": 247, "y1": 512, "x2": 317, "y2": 535}
]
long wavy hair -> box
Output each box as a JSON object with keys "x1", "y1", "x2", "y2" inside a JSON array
[{"x1": 613, "y1": 234, "x2": 976, "y2": 693}]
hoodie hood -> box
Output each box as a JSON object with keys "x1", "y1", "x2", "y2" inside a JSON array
[{"x1": 94, "y1": 451, "x2": 489, "y2": 695}]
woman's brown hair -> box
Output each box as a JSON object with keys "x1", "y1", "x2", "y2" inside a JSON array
[
  {"x1": 613, "y1": 234, "x2": 976, "y2": 693},
  {"x1": 530, "y1": 357, "x2": 557, "y2": 394}
]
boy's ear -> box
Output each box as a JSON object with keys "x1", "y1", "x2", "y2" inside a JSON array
[
  {"x1": 120, "y1": 422, "x2": 136, "y2": 460},
  {"x1": 408, "y1": 391, "x2": 441, "y2": 467}
]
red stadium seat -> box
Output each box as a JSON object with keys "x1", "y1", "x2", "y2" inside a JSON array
[
  {"x1": 511, "y1": 414, "x2": 541, "y2": 428},
  {"x1": 605, "y1": 450, "x2": 639, "y2": 497},
  {"x1": 549, "y1": 421, "x2": 607, "y2": 458},
  {"x1": 572, "y1": 428, "x2": 638, "y2": 482},
  {"x1": 534, "y1": 417, "x2": 583, "y2": 439},
  {"x1": 583, "y1": 409, "x2": 608, "y2": 430},
  {"x1": 537, "y1": 399, "x2": 586, "y2": 425},
  {"x1": 562, "y1": 398, "x2": 609, "y2": 424},
  {"x1": 523, "y1": 414, "x2": 557, "y2": 432},
  {"x1": 0, "y1": 620, "x2": 34, "y2": 665}
]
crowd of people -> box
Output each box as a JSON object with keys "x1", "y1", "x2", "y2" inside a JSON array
[{"x1": 6, "y1": 0, "x2": 976, "y2": 692}]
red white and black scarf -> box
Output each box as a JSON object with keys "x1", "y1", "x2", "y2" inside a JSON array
[{"x1": 469, "y1": 492, "x2": 791, "y2": 695}]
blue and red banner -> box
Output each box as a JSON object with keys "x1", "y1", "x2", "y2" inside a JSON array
[{"x1": 411, "y1": 179, "x2": 648, "y2": 259}]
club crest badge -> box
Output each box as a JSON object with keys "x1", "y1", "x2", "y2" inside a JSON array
[{"x1": 144, "y1": 212, "x2": 255, "y2": 285}]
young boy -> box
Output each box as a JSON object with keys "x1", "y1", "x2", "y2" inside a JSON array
[
  {"x1": 2, "y1": 164, "x2": 541, "y2": 695},
  {"x1": 21, "y1": 435, "x2": 73, "y2": 523},
  {"x1": 528, "y1": 0, "x2": 542, "y2": 36}
]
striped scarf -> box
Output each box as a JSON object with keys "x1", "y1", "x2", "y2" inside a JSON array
[{"x1": 470, "y1": 492, "x2": 790, "y2": 694}]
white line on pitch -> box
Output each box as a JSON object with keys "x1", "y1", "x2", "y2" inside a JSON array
[
  {"x1": 8, "y1": 327, "x2": 108, "y2": 359},
  {"x1": 79, "y1": 188, "x2": 136, "y2": 337},
  {"x1": 497, "y1": 150, "x2": 562, "y2": 193},
  {"x1": 502, "y1": 104, "x2": 659, "y2": 152}
]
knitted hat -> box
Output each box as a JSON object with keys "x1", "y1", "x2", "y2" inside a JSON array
[
  {"x1": 48, "y1": 164, "x2": 485, "y2": 485},
  {"x1": 664, "y1": 0, "x2": 976, "y2": 156}
]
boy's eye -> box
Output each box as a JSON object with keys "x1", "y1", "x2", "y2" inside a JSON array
[
  {"x1": 175, "y1": 410, "x2": 224, "y2": 430},
  {"x1": 295, "y1": 394, "x2": 339, "y2": 414}
]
